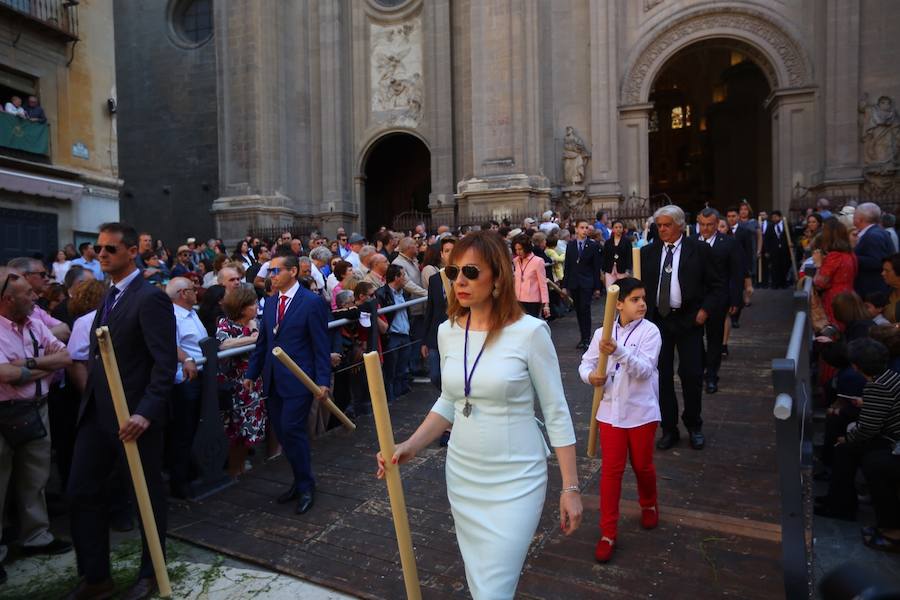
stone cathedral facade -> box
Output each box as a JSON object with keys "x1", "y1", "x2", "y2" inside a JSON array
[{"x1": 116, "y1": 0, "x2": 900, "y2": 244}]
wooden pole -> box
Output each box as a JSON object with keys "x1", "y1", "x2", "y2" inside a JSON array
[
  {"x1": 757, "y1": 216, "x2": 764, "y2": 284},
  {"x1": 586, "y1": 285, "x2": 620, "y2": 458},
  {"x1": 632, "y1": 246, "x2": 641, "y2": 280},
  {"x1": 438, "y1": 268, "x2": 453, "y2": 301},
  {"x1": 783, "y1": 223, "x2": 799, "y2": 284},
  {"x1": 362, "y1": 351, "x2": 422, "y2": 600},
  {"x1": 94, "y1": 327, "x2": 172, "y2": 598},
  {"x1": 272, "y1": 347, "x2": 356, "y2": 431}
]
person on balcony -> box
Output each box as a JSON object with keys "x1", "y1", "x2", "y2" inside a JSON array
[
  {"x1": 25, "y1": 96, "x2": 46, "y2": 124},
  {"x1": 4, "y1": 96, "x2": 26, "y2": 118}
]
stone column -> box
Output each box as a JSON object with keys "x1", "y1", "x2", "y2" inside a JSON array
[
  {"x1": 768, "y1": 88, "x2": 817, "y2": 214},
  {"x1": 588, "y1": 0, "x2": 620, "y2": 203},
  {"x1": 457, "y1": 0, "x2": 550, "y2": 218},
  {"x1": 210, "y1": 2, "x2": 296, "y2": 243},
  {"x1": 617, "y1": 103, "x2": 653, "y2": 203},
  {"x1": 427, "y1": 0, "x2": 456, "y2": 226}
]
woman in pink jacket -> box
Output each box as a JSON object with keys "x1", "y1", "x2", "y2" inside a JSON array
[{"x1": 512, "y1": 234, "x2": 550, "y2": 319}]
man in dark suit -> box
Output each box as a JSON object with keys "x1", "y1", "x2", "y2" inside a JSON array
[
  {"x1": 562, "y1": 219, "x2": 603, "y2": 349},
  {"x1": 245, "y1": 254, "x2": 331, "y2": 515},
  {"x1": 696, "y1": 208, "x2": 744, "y2": 394},
  {"x1": 725, "y1": 207, "x2": 754, "y2": 329},
  {"x1": 854, "y1": 202, "x2": 894, "y2": 297},
  {"x1": 641, "y1": 206, "x2": 724, "y2": 451},
  {"x1": 422, "y1": 267, "x2": 450, "y2": 391},
  {"x1": 762, "y1": 210, "x2": 791, "y2": 289},
  {"x1": 65, "y1": 223, "x2": 177, "y2": 600}
]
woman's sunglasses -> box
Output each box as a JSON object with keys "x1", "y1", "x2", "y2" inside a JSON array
[{"x1": 444, "y1": 264, "x2": 481, "y2": 281}]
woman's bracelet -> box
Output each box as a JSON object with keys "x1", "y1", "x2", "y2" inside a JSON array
[{"x1": 560, "y1": 485, "x2": 580, "y2": 495}]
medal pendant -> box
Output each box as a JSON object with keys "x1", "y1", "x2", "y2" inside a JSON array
[
  {"x1": 463, "y1": 399, "x2": 472, "y2": 417},
  {"x1": 273, "y1": 325, "x2": 279, "y2": 335},
  {"x1": 614, "y1": 254, "x2": 619, "y2": 260},
  {"x1": 664, "y1": 265, "x2": 673, "y2": 274}
]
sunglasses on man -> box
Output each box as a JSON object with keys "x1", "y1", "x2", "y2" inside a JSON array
[
  {"x1": 94, "y1": 244, "x2": 122, "y2": 255},
  {"x1": 444, "y1": 264, "x2": 482, "y2": 281},
  {"x1": 25, "y1": 270, "x2": 49, "y2": 279}
]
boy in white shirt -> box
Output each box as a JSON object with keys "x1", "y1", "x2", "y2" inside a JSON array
[{"x1": 579, "y1": 277, "x2": 662, "y2": 563}]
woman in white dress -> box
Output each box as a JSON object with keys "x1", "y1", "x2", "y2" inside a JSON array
[{"x1": 376, "y1": 230, "x2": 582, "y2": 599}]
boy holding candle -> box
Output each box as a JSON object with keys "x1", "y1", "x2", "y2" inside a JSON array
[{"x1": 579, "y1": 277, "x2": 662, "y2": 562}]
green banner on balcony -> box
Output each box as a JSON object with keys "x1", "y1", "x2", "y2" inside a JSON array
[{"x1": 0, "y1": 112, "x2": 49, "y2": 156}]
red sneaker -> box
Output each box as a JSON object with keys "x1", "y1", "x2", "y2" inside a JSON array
[
  {"x1": 641, "y1": 505, "x2": 659, "y2": 530},
  {"x1": 594, "y1": 537, "x2": 615, "y2": 563}
]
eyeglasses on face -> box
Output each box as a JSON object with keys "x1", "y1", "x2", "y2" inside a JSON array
[
  {"x1": 444, "y1": 264, "x2": 481, "y2": 281},
  {"x1": 1, "y1": 272, "x2": 22, "y2": 297},
  {"x1": 94, "y1": 244, "x2": 120, "y2": 255},
  {"x1": 25, "y1": 270, "x2": 49, "y2": 279}
]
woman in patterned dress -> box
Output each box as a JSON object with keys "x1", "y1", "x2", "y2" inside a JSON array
[{"x1": 216, "y1": 285, "x2": 266, "y2": 477}]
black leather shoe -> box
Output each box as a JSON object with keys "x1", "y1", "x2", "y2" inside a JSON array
[
  {"x1": 62, "y1": 578, "x2": 115, "y2": 600},
  {"x1": 22, "y1": 537, "x2": 72, "y2": 555},
  {"x1": 295, "y1": 491, "x2": 315, "y2": 515},
  {"x1": 277, "y1": 485, "x2": 299, "y2": 504},
  {"x1": 576, "y1": 340, "x2": 588, "y2": 350},
  {"x1": 689, "y1": 429, "x2": 706, "y2": 450},
  {"x1": 705, "y1": 380, "x2": 718, "y2": 394},
  {"x1": 656, "y1": 430, "x2": 680, "y2": 450},
  {"x1": 120, "y1": 577, "x2": 157, "y2": 600}
]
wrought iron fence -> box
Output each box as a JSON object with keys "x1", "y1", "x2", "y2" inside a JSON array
[{"x1": 789, "y1": 187, "x2": 900, "y2": 220}]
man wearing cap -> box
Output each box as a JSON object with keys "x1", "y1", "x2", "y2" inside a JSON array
[
  {"x1": 171, "y1": 245, "x2": 196, "y2": 277},
  {"x1": 345, "y1": 234, "x2": 365, "y2": 270},
  {"x1": 522, "y1": 217, "x2": 538, "y2": 232}
]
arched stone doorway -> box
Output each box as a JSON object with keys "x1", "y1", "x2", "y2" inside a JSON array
[
  {"x1": 618, "y1": 7, "x2": 816, "y2": 214},
  {"x1": 648, "y1": 41, "x2": 772, "y2": 214},
  {"x1": 362, "y1": 133, "x2": 431, "y2": 235}
]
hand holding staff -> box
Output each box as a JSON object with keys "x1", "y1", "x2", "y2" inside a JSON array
[
  {"x1": 632, "y1": 246, "x2": 641, "y2": 280},
  {"x1": 363, "y1": 351, "x2": 422, "y2": 600},
  {"x1": 95, "y1": 327, "x2": 172, "y2": 598},
  {"x1": 586, "y1": 285, "x2": 620, "y2": 458},
  {"x1": 272, "y1": 347, "x2": 356, "y2": 431}
]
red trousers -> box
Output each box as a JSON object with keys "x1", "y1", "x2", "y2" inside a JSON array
[{"x1": 598, "y1": 421, "x2": 658, "y2": 539}]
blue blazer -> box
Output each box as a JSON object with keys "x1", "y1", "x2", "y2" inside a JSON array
[
  {"x1": 246, "y1": 286, "x2": 332, "y2": 399},
  {"x1": 854, "y1": 226, "x2": 894, "y2": 297},
  {"x1": 562, "y1": 238, "x2": 602, "y2": 292}
]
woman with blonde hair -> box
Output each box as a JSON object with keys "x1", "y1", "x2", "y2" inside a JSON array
[{"x1": 375, "y1": 230, "x2": 581, "y2": 598}]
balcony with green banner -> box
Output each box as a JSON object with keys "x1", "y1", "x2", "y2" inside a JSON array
[{"x1": 0, "y1": 111, "x2": 49, "y2": 157}]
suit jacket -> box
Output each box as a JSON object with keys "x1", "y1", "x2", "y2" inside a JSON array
[
  {"x1": 562, "y1": 238, "x2": 602, "y2": 292},
  {"x1": 855, "y1": 226, "x2": 894, "y2": 297},
  {"x1": 600, "y1": 236, "x2": 633, "y2": 274},
  {"x1": 246, "y1": 285, "x2": 331, "y2": 398},
  {"x1": 423, "y1": 273, "x2": 448, "y2": 349},
  {"x1": 641, "y1": 236, "x2": 725, "y2": 332},
  {"x1": 82, "y1": 272, "x2": 177, "y2": 430},
  {"x1": 762, "y1": 221, "x2": 789, "y2": 257},
  {"x1": 706, "y1": 234, "x2": 744, "y2": 311},
  {"x1": 729, "y1": 225, "x2": 754, "y2": 277}
]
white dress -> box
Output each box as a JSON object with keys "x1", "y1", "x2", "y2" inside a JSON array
[{"x1": 431, "y1": 315, "x2": 576, "y2": 600}]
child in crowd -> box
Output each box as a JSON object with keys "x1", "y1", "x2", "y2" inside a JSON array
[
  {"x1": 579, "y1": 277, "x2": 662, "y2": 563},
  {"x1": 864, "y1": 291, "x2": 892, "y2": 326}
]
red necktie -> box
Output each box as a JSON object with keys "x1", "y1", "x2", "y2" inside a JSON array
[{"x1": 278, "y1": 294, "x2": 288, "y2": 324}]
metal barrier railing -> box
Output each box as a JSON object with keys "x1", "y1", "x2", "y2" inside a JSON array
[{"x1": 771, "y1": 276, "x2": 815, "y2": 599}]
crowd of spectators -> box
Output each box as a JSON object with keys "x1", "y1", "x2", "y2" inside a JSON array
[{"x1": 3, "y1": 95, "x2": 46, "y2": 123}]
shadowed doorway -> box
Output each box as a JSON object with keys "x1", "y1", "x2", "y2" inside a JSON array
[
  {"x1": 364, "y1": 133, "x2": 431, "y2": 235},
  {"x1": 648, "y1": 41, "x2": 773, "y2": 215}
]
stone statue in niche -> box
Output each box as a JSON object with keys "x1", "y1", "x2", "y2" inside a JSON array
[
  {"x1": 859, "y1": 94, "x2": 899, "y2": 170},
  {"x1": 562, "y1": 126, "x2": 591, "y2": 185},
  {"x1": 371, "y1": 19, "x2": 423, "y2": 126}
]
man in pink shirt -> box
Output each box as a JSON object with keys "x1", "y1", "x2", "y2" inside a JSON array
[
  {"x1": 0, "y1": 266, "x2": 74, "y2": 582},
  {"x1": 7, "y1": 257, "x2": 71, "y2": 343}
]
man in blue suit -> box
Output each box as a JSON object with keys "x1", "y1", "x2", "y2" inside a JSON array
[
  {"x1": 562, "y1": 219, "x2": 603, "y2": 349},
  {"x1": 853, "y1": 202, "x2": 894, "y2": 298},
  {"x1": 245, "y1": 254, "x2": 331, "y2": 515}
]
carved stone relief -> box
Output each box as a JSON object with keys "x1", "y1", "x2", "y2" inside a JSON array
[
  {"x1": 621, "y1": 8, "x2": 812, "y2": 105},
  {"x1": 644, "y1": 0, "x2": 664, "y2": 11},
  {"x1": 561, "y1": 126, "x2": 591, "y2": 186},
  {"x1": 370, "y1": 17, "x2": 423, "y2": 127},
  {"x1": 859, "y1": 93, "x2": 900, "y2": 191}
]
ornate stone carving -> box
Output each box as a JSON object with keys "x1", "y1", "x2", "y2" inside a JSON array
[
  {"x1": 621, "y1": 8, "x2": 812, "y2": 105},
  {"x1": 859, "y1": 93, "x2": 900, "y2": 191},
  {"x1": 562, "y1": 126, "x2": 591, "y2": 186},
  {"x1": 370, "y1": 17, "x2": 423, "y2": 127},
  {"x1": 644, "y1": 0, "x2": 664, "y2": 11}
]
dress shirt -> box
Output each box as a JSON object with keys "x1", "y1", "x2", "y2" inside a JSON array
[
  {"x1": 71, "y1": 257, "x2": 104, "y2": 280},
  {"x1": 109, "y1": 268, "x2": 141, "y2": 312},
  {"x1": 702, "y1": 234, "x2": 716, "y2": 247},
  {"x1": 4, "y1": 102, "x2": 25, "y2": 117},
  {"x1": 31, "y1": 305, "x2": 62, "y2": 330},
  {"x1": 388, "y1": 286, "x2": 410, "y2": 335},
  {"x1": 53, "y1": 261, "x2": 71, "y2": 284},
  {"x1": 0, "y1": 313, "x2": 66, "y2": 401},
  {"x1": 276, "y1": 281, "x2": 301, "y2": 318},
  {"x1": 775, "y1": 222, "x2": 783, "y2": 237},
  {"x1": 67, "y1": 310, "x2": 97, "y2": 361},
  {"x1": 657, "y1": 236, "x2": 684, "y2": 309},
  {"x1": 345, "y1": 251, "x2": 361, "y2": 270},
  {"x1": 578, "y1": 318, "x2": 662, "y2": 428},
  {"x1": 173, "y1": 304, "x2": 207, "y2": 384},
  {"x1": 311, "y1": 262, "x2": 326, "y2": 291},
  {"x1": 856, "y1": 223, "x2": 875, "y2": 243}
]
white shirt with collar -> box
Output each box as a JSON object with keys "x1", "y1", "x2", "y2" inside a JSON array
[
  {"x1": 173, "y1": 303, "x2": 206, "y2": 384},
  {"x1": 702, "y1": 233, "x2": 716, "y2": 248},
  {"x1": 657, "y1": 235, "x2": 684, "y2": 309},
  {"x1": 857, "y1": 223, "x2": 875, "y2": 242},
  {"x1": 110, "y1": 267, "x2": 142, "y2": 311},
  {"x1": 277, "y1": 281, "x2": 301, "y2": 317},
  {"x1": 345, "y1": 250, "x2": 361, "y2": 270},
  {"x1": 579, "y1": 317, "x2": 662, "y2": 428},
  {"x1": 310, "y1": 262, "x2": 326, "y2": 291}
]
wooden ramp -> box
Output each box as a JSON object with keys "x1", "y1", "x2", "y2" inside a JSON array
[{"x1": 169, "y1": 289, "x2": 792, "y2": 599}]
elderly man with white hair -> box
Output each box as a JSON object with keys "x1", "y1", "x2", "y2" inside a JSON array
[
  {"x1": 539, "y1": 210, "x2": 559, "y2": 234},
  {"x1": 854, "y1": 201, "x2": 894, "y2": 297},
  {"x1": 639, "y1": 205, "x2": 724, "y2": 451}
]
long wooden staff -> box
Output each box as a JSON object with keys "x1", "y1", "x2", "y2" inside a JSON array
[
  {"x1": 783, "y1": 223, "x2": 799, "y2": 284},
  {"x1": 632, "y1": 246, "x2": 641, "y2": 280},
  {"x1": 362, "y1": 351, "x2": 422, "y2": 600},
  {"x1": 438, "y1": 268, "x2": 453, "y2": 300},
  {"x1": 272, "y1": 347, "x2": 356, "y2": 430},
  {"x1": 586, "y1": 285, "x2": 620, "y2": 458},
  {"x1": 757, "y1": 216, "x2": 764, "y2": 284},
  {"x1": 95, "y1": 327, "x2": 172, "y2": 598}
]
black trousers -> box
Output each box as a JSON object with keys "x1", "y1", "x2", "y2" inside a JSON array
[
  {"x1": 520, "y1": 301, "x2": 542, "y2": 318},
  {"x1": 657, "y1": 313, "x2": 704, "y2": 432},
  {"x1": 862, "y1": 447, "x2": 900, "y2": 529},
  {"x1": 826, "y1": 437, "x2": 893, "y2": 515},
  {"x1": 571, "y1": 287, "x2": 593, "y2": 343},
  {"x1": 164, "y1": 378, "x2": 202, "y2": 494},
  {"x1": 67, "y1": 403, "x2": 166, "y2": 583},
  {"x1": 704, "y1": 310, "x2": 727, "y2": 382},
  {"x1": 48, "y1": 380, "x2": 80, "y2": 489}
]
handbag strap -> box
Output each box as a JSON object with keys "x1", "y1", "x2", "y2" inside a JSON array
[{"x1": 26, "y1": 327, "x2": 41, "y2": 398}]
